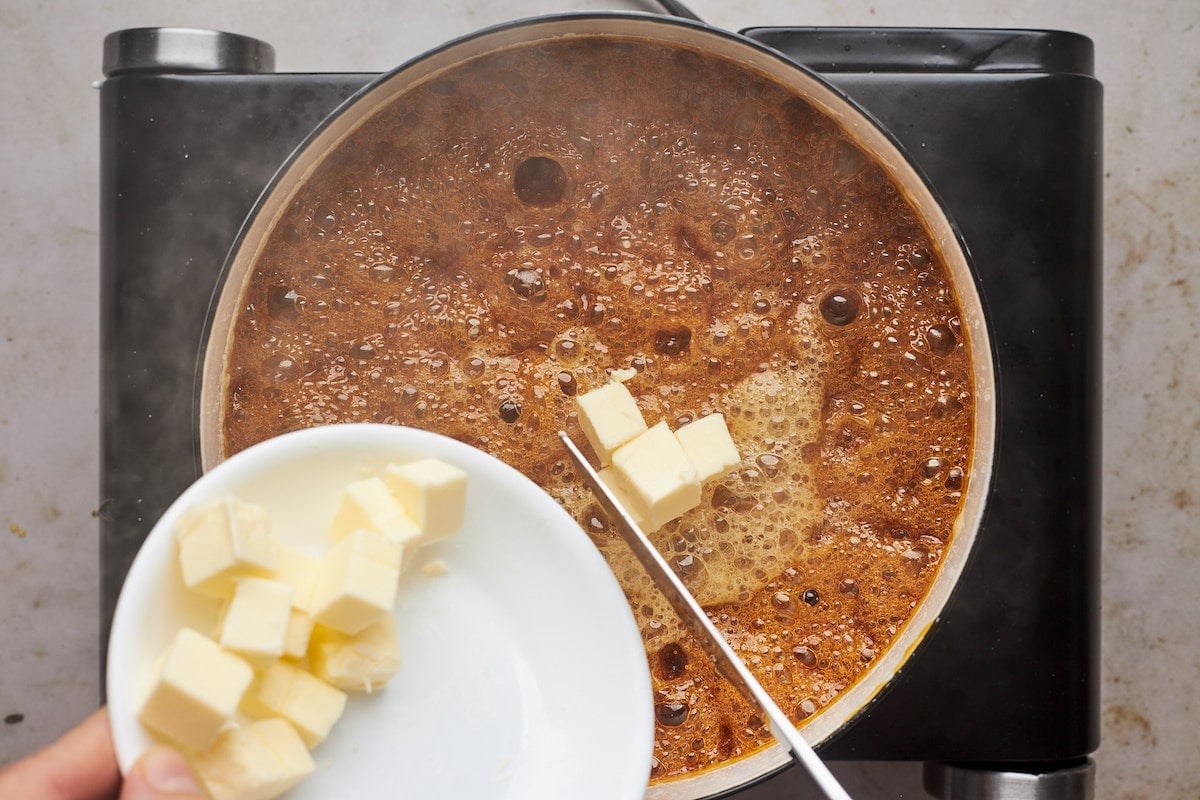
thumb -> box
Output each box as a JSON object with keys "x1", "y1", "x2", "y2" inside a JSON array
[{"x1": 120, "y1": 746, "x2": 206, "y2": 800}]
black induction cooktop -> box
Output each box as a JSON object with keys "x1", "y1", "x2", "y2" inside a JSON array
[{"x1": 98, "y1": 20, "x2": 1101, "y2": 799}]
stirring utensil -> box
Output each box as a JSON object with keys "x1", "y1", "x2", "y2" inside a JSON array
[{"x1": 558, "y1": 431, "x2": 854, "y2": 800}]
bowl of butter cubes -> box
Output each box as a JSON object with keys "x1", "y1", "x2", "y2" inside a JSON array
[{"x1": 106, "y1": 423, "x2": 653, "y2": 800}]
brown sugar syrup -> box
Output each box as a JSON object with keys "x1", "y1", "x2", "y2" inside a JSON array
[{"x1": 216, "y1": 37, "x2": 976, "y2": 782}]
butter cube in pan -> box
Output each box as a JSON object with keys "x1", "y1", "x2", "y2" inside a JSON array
[
  {"x1": 611, "y1": 420, "x2": 701, "y2": 532},
  {"x1": 243, "y1": 661, "x2": 347, "y2": 749},
  {"x1": 329, "y1": 476, "x2": 420, "y2": 545},
  {"x1": 218, "y1": 577, "x2": 294, "y2": 668},
  {"x1": 674, "y1": 413, "x2": 741, "y2": 483},
  {"x1": 575, "y1": 380, "x2": 648, "y2": 467},
  {"x1": 176, "y1": 497, "x2": 279, "y2": 598},
  {"x1": 309, "y1": 616, "x2": 402, "y2": 693},
  {"x1": 138, "y1": 628, "x2": 254, "y2": 752},
  {"x1": 309, "y1": 530, "x2": 402, "y2": 635},
  {"x1": 191, "y1": 718, "x2": 315, "y2": 800},
  {"x1": 384, "y1": 458, "x2": 467, "y2": 546},
  {"x1": 597, "y1": 466, "x2": 648, "y2": 531}
]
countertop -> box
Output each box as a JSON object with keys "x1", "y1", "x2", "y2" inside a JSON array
[{"x1": 0, "y1": 1, "x2": 1196, "y2": 798}]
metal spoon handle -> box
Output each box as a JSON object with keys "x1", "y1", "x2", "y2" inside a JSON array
[{"x1": 558, "y1": 431, "x2": 852, "y2": 800}]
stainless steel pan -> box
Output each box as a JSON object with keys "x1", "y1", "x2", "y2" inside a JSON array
[{"x1": 197, "y1": 13, "x2": 996, "y2": 799}]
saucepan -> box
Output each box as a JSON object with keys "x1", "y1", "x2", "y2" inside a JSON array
[{"x1": 195, "y1": 12, "x2": 996, "y2": 799}]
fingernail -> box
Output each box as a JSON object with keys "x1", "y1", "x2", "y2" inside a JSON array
[{"x1": 141, "y1": 746, "x2": 201, "y2": 792}]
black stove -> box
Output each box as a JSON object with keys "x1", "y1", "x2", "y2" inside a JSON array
[{"x1": 98, "y1": 21, "x2": 1101, "y2": 800}]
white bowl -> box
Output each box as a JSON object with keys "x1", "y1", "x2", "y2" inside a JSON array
[{"x1": 107, "y1": 423, "x2": 653, "y2": 800}]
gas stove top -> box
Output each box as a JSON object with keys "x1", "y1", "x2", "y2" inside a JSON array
[{"x1": 98, "y1": 20, "x2": 1101, "y2": 800}]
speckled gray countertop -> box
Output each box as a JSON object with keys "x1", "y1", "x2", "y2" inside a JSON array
[{"x1": 1, "y1": 1, "x2": 1196, "y2": 798}]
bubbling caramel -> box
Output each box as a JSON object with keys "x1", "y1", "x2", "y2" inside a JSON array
[{"x1": 220, "y1": 37, "x2": 975, "y2": 782}]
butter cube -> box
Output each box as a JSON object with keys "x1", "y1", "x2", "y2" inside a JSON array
[
  {"x1": 609, "y1": 367, "x2": 638, "y2": 383},
  {"x1": 282, "y1": 609, "x2": 314, "y2": 660},
  {"x1": 176, "y1": 497, "x2": 279, "y2": 598},
  {"x1": 274, "y1": 548, "x2": 320, "y2": 613},
  {"x1": 192, "y1": 718, "x2": 315, "y2": 800},
  {"x1": 309, "y1": 617, "x2": 402, "y2": 693},
  {"x1": 611, "y1": 420, "x2": 701, "y2": 532},
  {"x1": 138, "y1": 628, "x2": 254, "y2": 751},
  {"x1": 384, "y1": 458, "x2": 467, "y2": 546},
  {"x1": 421, "y1": 560, "x2": 450, "y2": 577},
  {"x1": 675, "y1": 413, "x2": 741, "y2": 482},
  {"x1": 576, "y1": 381, "x2": 648, "y2": 466},
  {"x1": 243, "y1": 661, "x2": 347, "y2": 748},
  {"x1": 309, "y1": 529, "x2": 402, "y2": 635},
  {"x1": 597, "y1": 467, "x2": 648, "y2": 530},
  {"x1": 218, "y1": 577, "x2": 293, "y2": 668},
  {"x1": 329, "y1": 476, "x2": 420, "y2": 545}
]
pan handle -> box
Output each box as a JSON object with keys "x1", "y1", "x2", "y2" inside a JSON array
[{"x1": 650, "y1": 0, "x2": 704, "y2": 23}]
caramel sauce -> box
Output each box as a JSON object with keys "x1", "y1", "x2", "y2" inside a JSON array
[{"x1": 220, "y1": 38, "x2": 974, "y2": 781}]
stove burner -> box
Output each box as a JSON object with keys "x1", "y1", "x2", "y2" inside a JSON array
[{"x1": 98, "y1": 22, "x2": 1101, "y2": 800}]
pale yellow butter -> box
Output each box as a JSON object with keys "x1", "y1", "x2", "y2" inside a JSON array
[
  {"x1": 329, "y1": 476, "x2": 420, "y2": 545},
  {"x1": 308, "y1": 616, "x2": 402, "y2": 693},
  {"x1": 674, "y1": 413, "x2": 741, "y2": 483},
  {"x1": 191, "y1": 718, "x2": 315, "y2": 800},
  {"x1": 309, "y1": 529, "x2": 402, "y2": 635},
  {"x1": 138, "y1": 627, "x2": 254, "y2": 752},
  {"x1": 218, "y1": 577, "x2": 294, "y2": 668},
  {"x1": 282, "y1": 609, "x2": 314, "y2": 660},
  {"x1": 609, "y1": 366, "x2": 638, "y2": 383},
  {"x1": 273, "y1": 548, "x2": 320, "y2": 613},
  {"x1": 176, "y1": 497, "x2": 279, "y2": 598},
  {"x1": 611, "y1": 420, "x2": 701, "y2": 532},
  {"x1": 421, "y1": 559, "x2": 450, "y2": 577},
  {"x1": 576, "y1": 381, "x2": 648, "y2": 467},
  {"x1": 242, "y1": 660, "x2": 347, "y2": 749},
  {"x1": 597, "y1": 466, "x2": 648, "y2": 530},
  {"x1": 384, "y1": 458, "x2": 467, "y2": 546}
]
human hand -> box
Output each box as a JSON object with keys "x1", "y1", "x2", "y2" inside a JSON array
[{"x1": 0, "y1": 707, "x2": 204, "y2": 800}]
